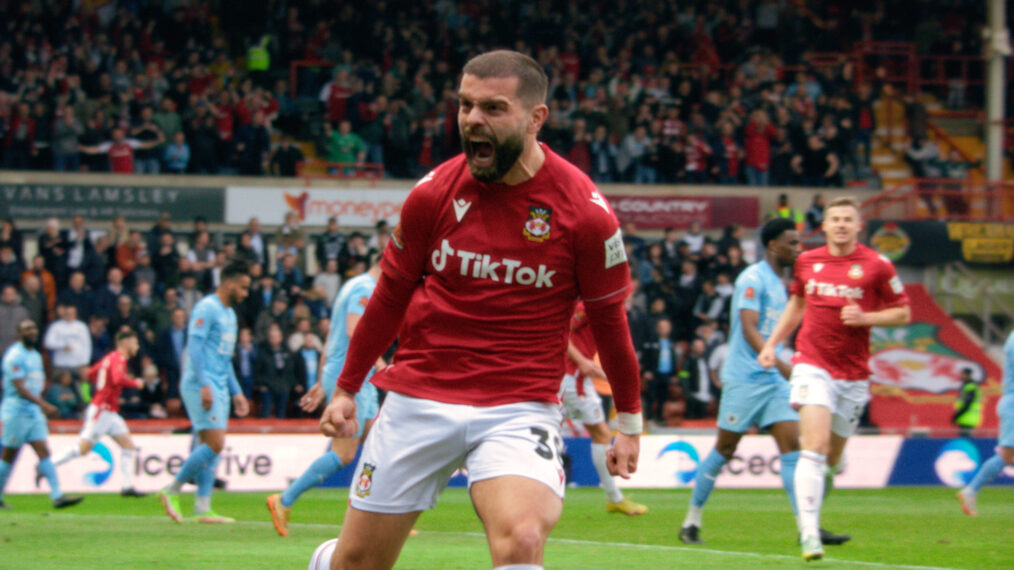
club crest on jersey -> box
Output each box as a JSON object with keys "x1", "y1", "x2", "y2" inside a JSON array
[
  {"x1": 355, "y1": 463, "x2": 376, "y2": 498},
  {"x1": 523, "y1": 207, "x2": 552, "y2": 242},
  {"x1": 848, "y1": 264, "x2": 864, "y2": 279}
]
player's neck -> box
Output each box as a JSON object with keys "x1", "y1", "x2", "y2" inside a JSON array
[
  {"x1": 764, "y1": 253, "x2": 785, "y2": 275},
  {"x1": 826, "y1": 240, "x2": 858, "y2": 257},
  {"x1": 215, "y1": 289, "x2": 231, "y2": 307},
  {"x1": 497, "y1": 139, "x2": 545, "y2": 186}
]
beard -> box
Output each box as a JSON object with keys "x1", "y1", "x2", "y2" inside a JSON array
[
  {"x1": 461, "y1": 125, "x2": 525, "y2": 183},
  {"x1": 21, "y1": 336, "x2": 38, "y2": 349}
]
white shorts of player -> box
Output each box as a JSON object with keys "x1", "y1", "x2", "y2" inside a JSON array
[
  {"x1": 348, "y1": 391, "x2": 565, "y2": 514},
  {"x1": 558, "y1": 373, "x2": 605, "y2": 425},
  {"x1": 80, "y1": 404, "x2": 130, "y2": 442},
  {"x1": 789, "y1": 363, "x2": 870, "y2": 438}
]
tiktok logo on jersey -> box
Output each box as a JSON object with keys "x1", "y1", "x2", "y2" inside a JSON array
[
  {"x1": 804, "y1": 279, "x2": 864, "y2": 299},
  {"x1": 430, "y1": 239, "x2": 557, "y2": 288}
]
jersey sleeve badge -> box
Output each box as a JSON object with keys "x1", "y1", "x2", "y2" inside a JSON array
[
  {"x1": 523, "y1": 206, "x2": 552, "y2": 242},
  {"x1": 195, "y1": 318, "x2": 204, "y2": 328},
  {"x1": 745, "y1": 287, "x2": 756, "y2": 300},
  {"x1": 604, "y1": 228, "x2": 627, "y2": 269}
]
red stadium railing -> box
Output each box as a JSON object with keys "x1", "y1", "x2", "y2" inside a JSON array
[{"x1": 862, "y1": 178, "x2": 1014, "y2": 221}]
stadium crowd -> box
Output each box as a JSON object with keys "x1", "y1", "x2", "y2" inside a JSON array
[
  {"x1": 0, "y1": 198, "x2": 824, "y2": 425},
  {"x1": 0, "y1": 0, "x2": 986, "y2": 185}
]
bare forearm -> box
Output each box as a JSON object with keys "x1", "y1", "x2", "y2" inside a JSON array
[
  {"x1": 863, "y1": 305, "x2": 911, "y2": 327},
  {"x1": 763, "y1": 297, "x2": 805, "y2": 350},
  {"x1": 14, "y1": 380, "x2": 47, "y2": 408}
]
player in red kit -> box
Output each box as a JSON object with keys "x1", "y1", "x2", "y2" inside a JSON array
[
  {"x1": 316, "y1": 50, "x2": 642, "y2": 570},
  {"x1": 562, "y1": 302, "x2": 647, "y2": 515},
  {"x1": 50, "y1": 329, "x2": 146, "y2": 497},
  {"x1": 759, "y1": 197, "x2": 910, "y2": 561}
]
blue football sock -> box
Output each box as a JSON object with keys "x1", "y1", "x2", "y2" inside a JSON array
[
  {"x1": 282, "y1": 451, "x2": 343, "y2": 508},
  {"x1": 38, "y1": 457, "x2": 62, "y2": 500},
  {"x1": 780, "y1": 451, "x2": 800, "y2": 515},
  {"x1": 196, "y1": 453, "x2": 222, "y2": 498},
  {"x1": 0, "y1": 459, "x2": 12, "y2": 501},
  {"x1": 967, "y1": 455, "x2": 1007, "y2": 494},
  {"x1": 173, "y1": 444, "x2": 217, "y2": 489},
  {"x1": 691, "y1": 449, "x2": 728, "y2": 508}
]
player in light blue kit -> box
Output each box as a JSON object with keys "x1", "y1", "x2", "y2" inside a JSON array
[
  {"x1": 266, "y1": 256, "x2": 383, "y2": 537},
  {"x1": 0, "y1": 320, "x2": 83, "y2": 509},
  {"x1": 957, "y1": 329, "x2": 1014, "y2": 515},
  {"x1": 159, "y1": 260, "x2": 251, "y2": 523},
  {"x1": 680, "y1": 218, "x2": 848, "y2": 546}
]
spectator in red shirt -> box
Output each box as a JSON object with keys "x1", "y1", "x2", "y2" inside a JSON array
[
  {"x1": 744, "y1": 109, "x2": 776, "y2": 186},
  {"x1": 78, "y1": 128, "x2": 163, "y2": 174},
  {"x1": 712, "y1": 121, "x2": 743, "y2": 185}
]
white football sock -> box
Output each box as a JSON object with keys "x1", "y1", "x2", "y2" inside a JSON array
[
  {"x1": 795, "y1": 450, "x2": 826, "y2": 540},
  {"x1": 52, "y1": 446, "x2": 81, "y2": 467},
  {"x1": 591, "y1": 443, "x2": 623, "y2": 503},
  {"x1": 194, "y1": 495, "x2": 211, "y2": 514},
  {"x1": 121, "y1": 448, "x2": 136, "y2": 489},
  {"x1": 683, "y1": 504, "x2": 703, "y2": 528}
]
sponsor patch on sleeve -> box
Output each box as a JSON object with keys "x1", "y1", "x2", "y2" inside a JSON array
[
  {"x1": 889, "y1": 275, "x2": 904, "y2": 295},
  {"x1": 390, "y1": 223, "x2": 404, "y2": 250},
  {"x1": 745, "y1": 287, "x2": 755, "y2": 300},
  {"x1": 195, "y1": 318, "x2": 204, "y2": 328},
  {"x1": 604, "y1": 228, "x2": 627, "y2": 269}
]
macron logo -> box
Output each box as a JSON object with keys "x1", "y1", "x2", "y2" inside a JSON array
[
  {"x1": 590, "y1": 191, "x2": 610, "y2": 213},
  {"x1": 453, "y1": 198, "x2": 472, "y2": 222}
]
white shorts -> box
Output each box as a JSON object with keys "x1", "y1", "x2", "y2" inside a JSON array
[
  {"x1": 789, "y1": 363, "x2": 870, "y2": 438},
  {"x1": 558, "y1": 373, "x2": 605, "y2": 425},
  {"x1": 80, "y1": 404, "x2": 130, "y2": 442},
  {"x1": 349, "y1": 391, "x2": 566, "y2": 514}
]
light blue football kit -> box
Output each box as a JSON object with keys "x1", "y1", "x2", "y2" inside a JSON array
[
  {"x1": 280, "y1": 272, "x2": 381, "y2": 509},
  {"x1": 686, "y1": 259, "x2": 800, "y2": 525},
  {"x1": 963, "y1": 330, "x2": 1014, "y2": 495},
  {"x1": 718, "y1": 259, "x2": 798, "y2": 433},
  {"x1": 166, "y1": 294, "x2": 243, "y2": 509},
  {"x1": 0, "y1": 342, "x2": 64, "y2": 501}
]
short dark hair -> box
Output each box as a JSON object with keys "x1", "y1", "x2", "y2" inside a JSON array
[
  {"x1": 461, "y1": 50, "x2": 548, "y2": 108},
  {"x1": 221, "y1": 258, "x2": 251, "y2": 281},
  {"x1": 115, "y1": 328, "x2": 137, "y2": 343},
  {"x1": 761, "y1": 217, "x2": 798, "y2": 248}
]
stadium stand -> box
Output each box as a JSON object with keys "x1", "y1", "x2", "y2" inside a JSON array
[{"x1": 0, "y1": 0, "x2": 1008, "y2": 430}]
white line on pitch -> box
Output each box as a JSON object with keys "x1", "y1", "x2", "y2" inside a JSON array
[{"x1": 39, "y1": 513, "x2": 963, "y2": 570}]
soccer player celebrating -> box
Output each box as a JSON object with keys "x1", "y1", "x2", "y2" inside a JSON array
[
  {"x1": 0, "y1": 320, "x2": 83, "y2": 509},
  {"x1": 266, "y1": 256, "x2": 383, "y2": 537},
  {"x1": 957, "y1": 329, "x2": 1014, "y2": 515},
  {"x1": 316, "y1": 50, "x2": 642, "y2": 570},
  {"x1": 158, "y1": 259, "x2": 251, "y2": 523},
  {"x1": 759, "y1": 196, "x2": 910, "y2": 561},
  {"x1": 562, "y1": 302, "x2": 647, "y2": 515},
  {"x1": 50, "y1": 328, "x2": 146, "y2": 497},
  {"x1": 679, "y1": 218, "x2": 849, "y2": 546}
]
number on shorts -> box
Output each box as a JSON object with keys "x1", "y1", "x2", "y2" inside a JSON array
[{"x1": 529, "y1": 427, "x2": 563, "y2": 464}]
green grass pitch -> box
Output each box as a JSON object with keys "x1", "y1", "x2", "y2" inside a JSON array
[{"x1": 1, "y1": 487, "x2": 1011, "y2": 568}]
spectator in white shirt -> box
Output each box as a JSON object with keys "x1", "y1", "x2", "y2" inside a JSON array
[{"x1": 44, "y1": 303, "x2": 92, "y2": 379}]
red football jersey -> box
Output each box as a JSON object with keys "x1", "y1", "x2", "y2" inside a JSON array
[
  {"x1": 565, "y1": 302, "x2": 597, "y2": 377},
  {"x1": 376, "y1": 145, "x2": 631, "y2": 406},
  {"x1": 87, "y1": 350, "x2": 135, "y2": 412},
  {"x1": 789, "y1": 243, "x2": 909, "y2": 380}
]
